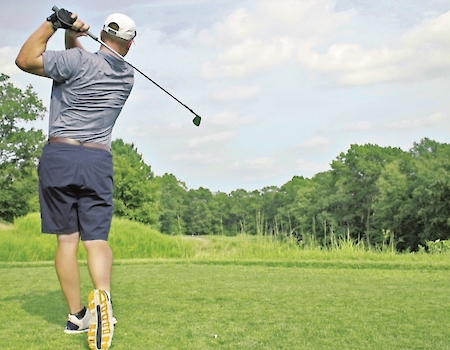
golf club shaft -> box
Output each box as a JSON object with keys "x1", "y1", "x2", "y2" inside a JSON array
[{"x1": 86, "y1": 31, "x2": 200, "y2": 120}]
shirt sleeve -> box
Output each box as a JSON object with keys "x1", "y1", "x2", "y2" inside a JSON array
[{"x1": 42, "y1": 48, "x2": 83, "y2": 83}]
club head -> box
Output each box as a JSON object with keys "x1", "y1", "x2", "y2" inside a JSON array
[{"x1": 193, "y1": 115, "x2": 201, "y2": 127}]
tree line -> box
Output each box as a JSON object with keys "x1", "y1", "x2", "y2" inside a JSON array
[{"x1": 2, "y1": 74, "x2": 449, "y2": 251}]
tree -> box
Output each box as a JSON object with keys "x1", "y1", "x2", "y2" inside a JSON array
[
  {"x1": 410, "y1": 137, "x2": 441, "y2": 158},
  {"x1": 330, "y1": 144, "x2": 405, "y2": 244},
  {"x1": 228, "y1": 189, "x2": 262, "y2": 235},
  {"x1": 154, "y1": 173, "x2": 187, "y2": 235},
  {"x1": 372, "y1": 159, "x2": 416, "y2": 249},
  {"x1": 111, "y1": 139, "x2": 160, "y2": 226},
  {"x1": 412, "y1": 143, "x2": 450, "y2": 244},
  {"x1": 209, "y1": 191, "x2": 233, "y2": 235},
  {"x1": 373, "y1": 139, "x2": 450, "y2": 250},
  {"x1": 183, "y1": 187, "x2": 214, "y2": 235},
  {"x1": 277, "y1": 176, "x2": 317, "y2": 238},
  {"x1": 0, "y1": 74, "x2": 46, "y2": 222}
]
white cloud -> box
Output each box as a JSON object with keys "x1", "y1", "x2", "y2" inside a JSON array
[
  {"x1": 230, "y1": 157, "x2": 282, "y2": 182},
  {"x1": 171, "y1": 151, "x2": 224, "y2": 165},
  {"x1": 126, "y1": 126, "x2": 150, "y2": 137},
  {"x1": 389, "y1": 112, "x2": 447, "y2": 130},
  {"x1": 201, "y1": 37, "x2": 296, "y2": 79},
  {"x1": 198, "y1": 8, "x2": 260, "y2": 48},
  {"x1": 207, "y1": 85, "x2": 262, "y2": 101},
  {"x1": 302, "y1": 10, "x2": 450, "y2": 85},
  {"x1": 208, "y1": 112, "x2": 258, "y2": 127},
  {"x1": 344, "y1": 121, "x2": 373, "y2": 131},
  {"x1": 296, "y1": 136, "x2": 331, "y2": 149},
  {"x1": 232, "y1": 157, "x2": 274, "y2": 170},
  {"x1": 199, "y1": 0, "x2": 355, "y2": 80},
  {"x1": 188, "y1": 131, "x2": 236, "y2": 147},
  {"x1": 0, "y1": 46, "x2": 20, "y2": 76},
  {"x1": 257, "y1": 0, "x2": 354, "y2": 36},
  {"x1": 199, "y1": 1, "x2": 450, "y2": 86},
  {"x1": 126, "y1": 121, "x2": 184, "y2": 137}
]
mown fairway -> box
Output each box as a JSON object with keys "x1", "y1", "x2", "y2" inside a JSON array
[{"x1": 1, "y1": 260, "x2": 449, "y2": 350}]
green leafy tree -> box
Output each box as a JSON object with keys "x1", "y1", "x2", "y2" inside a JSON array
[
  {"x1": 412, "y1": 143, "x2": 450, "y2": 244},
  {"x1": 285, "y1": 178, "x2": 316, "y2": 235},
  {"x1": 277, "y1": 176, "x2": 313, "y2": 237},
  {"x1": 154, "y1": 173, "x2": 187, "y2": 235},
  {"x1": 330, "y1": 144, "x2": 405, "y2": 244},
  {"x1": 210, "y1": 191, "x2": 233, "y2": 235},
  {"x1": 374, "y1": 139, "x2": 450, "y2": 250},
  {"x1": 410, "y1": 137, "x2": 441, "y2": 158},
  {"x1": 112, "y1": 139, "x2": 160, "y2": 226},
  {"x1": 310, "y1": 171, "x2": 341, "y2": 244},
  {"x1": 183, "y1": 187, "x2": 214, "y2": 235},
  {"x1": 0, "y1": 74, "x2": 46, "y2": 221},
  {"x1": 228, "y1": 189, "x2": 262, "y2": 235},
  {"x1": 372, "y1": 159, "x2": 416, "y2": 249}
]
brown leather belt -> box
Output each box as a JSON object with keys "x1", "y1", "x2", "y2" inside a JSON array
[{"x1": 48, "y1": 137, "x2": 110, "y2": 152}]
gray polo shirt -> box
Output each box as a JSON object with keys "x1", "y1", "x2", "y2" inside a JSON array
[{"x1": 43, "y1": 48, "x2": 134, "y2": 147}]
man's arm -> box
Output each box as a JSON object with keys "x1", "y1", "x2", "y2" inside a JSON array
[
  {"x1": 65, "y1": 29, "x2": 87, "y2": 50},
  {"x1": 15, "y1": 22, "x2": 56, "y2": 77},
  {"x1": 15, "y1": 13, "x2": 89, "y2": 77}
]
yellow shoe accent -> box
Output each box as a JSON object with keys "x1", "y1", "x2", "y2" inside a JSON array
[{"x1": 87, "y1": 290, "x2": 114, "y2": 350}]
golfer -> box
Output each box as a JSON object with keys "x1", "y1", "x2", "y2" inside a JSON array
[{"x1": 15, "y1": 7, "x2": 136, "y2": 350}]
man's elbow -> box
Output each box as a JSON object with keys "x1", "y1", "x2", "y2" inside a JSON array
[
  {"x1": 15, "y1": 55, "x2": 34, "y2": 73},
  {"x1": 15, "y1": 55, "x2": 46, "y2": 76},
  {"x1": 15, "y1": 55, "x2": 27, "y2": 71}
]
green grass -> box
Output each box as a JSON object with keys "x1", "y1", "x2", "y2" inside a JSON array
[
  {"x1": 1, "y1": 261, "x2": 450, "y2": 349},
  {"x1": 2, "y1": 214, "x2": 450, "y2": 349}
]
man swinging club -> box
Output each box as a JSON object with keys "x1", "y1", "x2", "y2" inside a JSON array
[{"x1": 16, "y1": 7, "x2": 136, "y2": 350}]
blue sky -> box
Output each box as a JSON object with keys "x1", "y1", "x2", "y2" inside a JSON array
[{"x1": 2, "y1": 0, "x2": 450, "y2": 192}]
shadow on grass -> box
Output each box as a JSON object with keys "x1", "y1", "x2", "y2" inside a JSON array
[
  {"x1": 16, "y1": 290, "x2": 66, "y2": 326},
  {"x1": 1, "y1": 290, "x2": 90, "y2": 349}
]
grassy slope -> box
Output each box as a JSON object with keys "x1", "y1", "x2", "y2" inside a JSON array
[{"x1": 0, "y1": 213, "x2": 194, "y2": 262}]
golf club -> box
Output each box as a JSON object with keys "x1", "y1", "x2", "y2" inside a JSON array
[{"x1": 51, "y1": 6, "x2": 202, "y2": 127}]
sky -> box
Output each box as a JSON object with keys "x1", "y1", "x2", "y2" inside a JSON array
[{"x1": 2, "y1": 0, "x2": 450, "y2": 193}]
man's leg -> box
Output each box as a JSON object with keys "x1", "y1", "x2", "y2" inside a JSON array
[
  {"x1": 55, "y1": 232, "x2": 83, "y2": 314},
  {"x1": 83, "y1": 240, "x2": 113, "y2": 291},
  {"x1": 84, "y1": 240, "x2": 114, "y2": 350}
]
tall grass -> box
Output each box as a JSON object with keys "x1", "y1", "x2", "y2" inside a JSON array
[
  {"x1": 1, "y1": 213, "x2": 450, "y2": 265},
  {"x1": 0, "y1": 213, "x2": 55, "y2": 262},
  {"x1": 0, "y1": 213, "x2": 195, "y2": 262},
  {"x1": 109, "y1": 219, "x2": 194, "y2": 259}
]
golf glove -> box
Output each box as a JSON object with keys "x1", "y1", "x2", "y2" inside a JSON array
[{"x1": 47, "y1": 8, "x2": 76, "y2": 30}]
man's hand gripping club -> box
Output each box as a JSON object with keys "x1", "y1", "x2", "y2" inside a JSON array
[
  {"x1": 15, "y1": 6, "x2": 89, "y2": 76},
  {"x1": 48, "y1": 6, "x2": 90, "y2": 33}
]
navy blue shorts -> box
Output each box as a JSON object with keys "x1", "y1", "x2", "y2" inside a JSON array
[{"x1": 38, "y1": 142, "x2": 114, "y2": 241}]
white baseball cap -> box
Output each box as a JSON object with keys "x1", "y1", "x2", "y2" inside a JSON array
[{"x1": 103, "y1": 13, "x2": 136, "y2": 41}]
